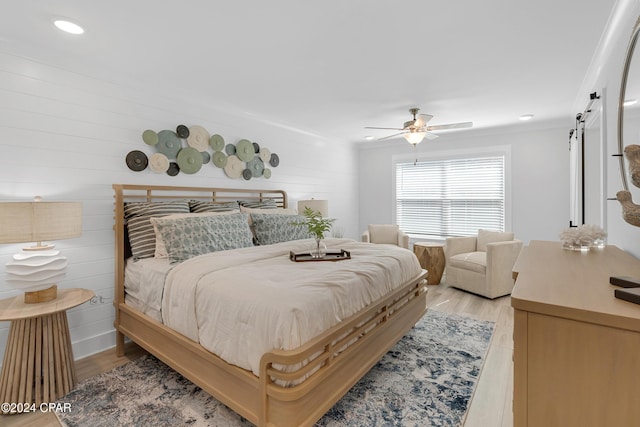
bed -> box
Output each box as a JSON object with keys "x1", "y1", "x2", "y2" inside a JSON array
[{"x1": 113, "y1": 184, "x2": 428, "y2": 427}]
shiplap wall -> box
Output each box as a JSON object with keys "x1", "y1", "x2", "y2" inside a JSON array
[{"x1": 0, "y1": 51, "x2": 359, "y2": 361}]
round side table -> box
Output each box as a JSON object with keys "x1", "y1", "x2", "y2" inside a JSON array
[
  {"x1": 413, "y1": 242, "x2": 446, "y2": 285},
  {"x1": 0, "y1": 288, "x2": 94, "y2": 413}
]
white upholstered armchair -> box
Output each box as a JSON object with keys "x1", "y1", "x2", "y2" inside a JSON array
[
  {"x1": 445, "y1": 229, "x2": 523, "y2": 299},
  {"x1": 361, "y1": 224, "x2": 409, "y2": 249}
]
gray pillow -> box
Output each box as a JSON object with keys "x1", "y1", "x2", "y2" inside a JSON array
[
  {"x1": 151, "y1": 212, "x2": 253, "y2": 262},
  {"x1": 251, "y1": 213, "x2": 311, "y2": 245}
]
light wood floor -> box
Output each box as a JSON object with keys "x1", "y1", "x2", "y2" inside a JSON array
[{"x1": 2, "y1": 282, "x2": 514, "y2": 427}]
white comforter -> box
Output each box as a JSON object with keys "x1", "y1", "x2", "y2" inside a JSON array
[{"x1": 161, "y1": 238, "x2": 423, "y2": 376}]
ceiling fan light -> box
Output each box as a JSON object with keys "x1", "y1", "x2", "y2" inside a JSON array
[{"x1": 404, "y1": 131, "x2": 426, "y2": 145}]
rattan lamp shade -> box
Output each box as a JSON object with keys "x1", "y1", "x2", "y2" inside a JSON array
[
  {"x1": 0, "y1": 202, "x2": 82, "y2": 246},
  {"x1": 297, "y1": 199, "x2": 329, "y2": 218}
]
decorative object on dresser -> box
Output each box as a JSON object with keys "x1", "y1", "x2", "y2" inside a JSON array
[
  {"x1": 445, "y1": 229, "x2": 523, "y2": 299},
  {"x1": 0, "y1": 197, "x2": 82, "y2": 303},
  {"x1": 558, "y1": 223, "x2": 606, "y2": 251},
  {"x1": 361, "y1": 224, "x2": 410, "y2": 249},
  {"x1": 126, "y1": 125, "x2": 280, "y2": 180},
  {"x1": 0, "y1": 288, "x2": 94, "y2": 413},
  {"x1": 112, "y1": 184, "x2": 428, "y2": 427},
  {"x1": 413, "y1": 242, "x2": 445, "y2": 285}
]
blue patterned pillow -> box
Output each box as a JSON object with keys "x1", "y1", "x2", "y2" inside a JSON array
[
  {"x1": 151, "y1": 213, "x2": 253, "y2": 262},
  {"x1": 251, "y1": 213, "x2": 311, "y2": 245}
]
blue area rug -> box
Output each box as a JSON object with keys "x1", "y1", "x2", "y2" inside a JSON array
[{"x1": 58, "y1": 310, "x2": 494, "y2": 427}]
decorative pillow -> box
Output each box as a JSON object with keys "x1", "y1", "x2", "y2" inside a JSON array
[
  {"x1": 368, "y1": 224, "x2": 399, "y2": 245},
  {"x1": 152, "y1": 211, "x2": 240, "y2": 258},
  {"x1": 251, "y1": 213, "x2": 311, "y2": 245},
  {"x1": 151, "y1": 213, "x2": 253, "y2": 263},
  {"x1": 124, "y1": 200, "x2": 190, "y2": 260},
  {"x1": 240, "y1": 206, "x2": 298, "y2": 225},
  {"x1": 237, "y1": 199, "x2": 278, "y2": 209},
  {"x1": 189, "y1": 200, "x2": 239, "y2": 213},
  {"x1": 476, "y1": 229, "x2": 514, "y2": 252}
]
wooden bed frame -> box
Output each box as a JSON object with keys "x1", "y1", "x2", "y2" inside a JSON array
[{"x1": 112, "y1": 184, "x2": 428, "y2": 427}]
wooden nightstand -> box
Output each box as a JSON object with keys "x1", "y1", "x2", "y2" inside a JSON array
[
  {"x1": 0, "y1": 288, "x2": 94, "y2": 413},
  {"x1": 413, "y1": 242, "x2": 445, "y2": 285}
]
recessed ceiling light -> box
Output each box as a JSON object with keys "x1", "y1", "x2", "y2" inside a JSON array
[
  {"x1": 624, "y1": 99, "x2": 638, "y2": 107},
  {"x1": 519, "y1": 114, "x2": 534, "y2": 121},
  {"x1": 54, "y1": 20, "x2": 84, "y2": 35},
  {"x1": 364, "y1": 136, "x2": 374, "y2": 141}
]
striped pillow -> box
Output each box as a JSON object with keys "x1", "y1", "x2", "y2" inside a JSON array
[
  {"x1": 189, "y1": 200, "x2": 239, "y2": 213},
  {"x1": 237, "y1": 199, "x2": 278, "y2": 209},
  {"x1": 124, "y1": 200, "x2": 190, "y2": 260}
]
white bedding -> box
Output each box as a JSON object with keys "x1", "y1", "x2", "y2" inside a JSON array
[
  {"x1": 161, "y1": 237, "x2": 423, "y2": 376},
  {"x1": 124, "y1": 257, "x2": 173, "y2": 321}
]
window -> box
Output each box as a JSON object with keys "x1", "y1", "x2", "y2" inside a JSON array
[{"x1": 395, "y1": 155, "x2": 505, "y2": 238}]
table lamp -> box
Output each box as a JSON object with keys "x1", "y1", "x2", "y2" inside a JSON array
[
  {"x1": 0, "y1": 197, "x2": 82, "y2": 303},
  {"x1": 297, "y1": 199, "x2": 329, "y2": 218}
]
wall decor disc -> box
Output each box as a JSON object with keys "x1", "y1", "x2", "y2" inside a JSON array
[
  {"x1": 269, "y1": 153, "x2": 280, "y2": 167},
  {"x1": 242, "y1": 169, "x2": 253, "y2": 180},
  {"x1": 167, "y1": 162, "x2": 180, "y2": 176},
  {"x1": 236, "y1": 139, "x2": 254, "y2": 162},
  {"x1": 224, "y1": 155, "x2": 243, "y2": 178},
  {"x1": 149, "y1": 152, "x2": 170, "y2": 173},
  {"x1": 247, "y1": 156, "x2": 264, "y2": 177},
  {"x1": 176, "y1": 147, "x2": 203, "y2": 174},
  {"x1": 187, "y1": 125, "x2": 210, "y2": 152},
  {"x1": 212, "y1": 151, "x2": 228, "y2": 168},
  {"x1": 156, "y1": 130, "x2": 182, "y2": 158},
  {"x1": 259, "y1": 147, "x2": 271, "y2": 163},
  {"x1": 263, "y1": 168, "x2": 272, "y2": 179},
  {"x1": 176, "y1": 125, "x2": 190, "y2": 138},
  {"x1": 201, "y1": 151, "x2": 211, "y2": 164},
  {"x1": 225, "y1": 144, "x2": 236, "y2": 155},
  {"x1": 210, "y1": 134, "x2": 225, "y2": 152},
  {"x1": 142, "y1": 129, "x2": 159, "y2": 145},
  {"x1": 252, "y1": 142, "x2": 260, "y2": 153},
  {"x1": 125, "y1": 150, "x2": 148, "y2": 171}
]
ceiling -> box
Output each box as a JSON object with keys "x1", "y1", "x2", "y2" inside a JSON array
[{"x1": 1, "y1": 0, "x2": 619, "y2": 144}]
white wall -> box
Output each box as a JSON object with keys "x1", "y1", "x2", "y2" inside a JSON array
[
  {"x1": 358, "y1": 123, "x2": 569, "y2": 245},
  {"x1": 0, "y1": 51, "x2": 359, "y2": 361}
]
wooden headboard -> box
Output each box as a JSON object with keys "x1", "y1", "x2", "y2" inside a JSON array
[{"x1": 112, "y1": 184, "x2": 288, "y2": 320}]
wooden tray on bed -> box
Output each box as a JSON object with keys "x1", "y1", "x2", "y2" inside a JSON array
[{"x1": 289, "y1": 249, "x2": 351, "y2": 262}]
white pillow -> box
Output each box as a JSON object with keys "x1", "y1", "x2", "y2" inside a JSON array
[{"x1": 152, "y1": 211, "x2": 239, "y2": 258}]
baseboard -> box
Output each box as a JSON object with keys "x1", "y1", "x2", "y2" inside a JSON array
[{"x1": 72, "y1": 330, "x2": 117, "y2": 360}]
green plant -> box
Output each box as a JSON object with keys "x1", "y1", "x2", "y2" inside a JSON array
[{"x1": 294, "y1": 207, "x2": 335, "y2": 240}]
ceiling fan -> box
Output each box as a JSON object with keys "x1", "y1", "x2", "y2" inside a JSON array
[{"x1": 365, "y1": 108, "x2": 473, "y2": 145}]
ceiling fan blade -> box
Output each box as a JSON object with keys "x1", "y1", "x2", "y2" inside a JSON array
[
  {"x1": 427, "y1": 121, "x2": 473, "y2": 131},
  {"x1": 378, "y1": 131, "x2": 407, "y2": 141},
  {"x1": 364, "y1": 126, "x2": 405, "y2": 131},
  {"x1": 414, "y1": 114, "x2": 433, "y2": 128},
  {"x1": 425, "y1": 132, "x2": 439, "y2": 140}
]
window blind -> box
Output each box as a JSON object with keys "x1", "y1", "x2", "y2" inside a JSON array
[{"x1": 395, "y1": 155, "x2": 505, "y2": 237}]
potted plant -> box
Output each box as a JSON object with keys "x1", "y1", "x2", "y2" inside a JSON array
[{"x1": 294, "y1": 207, "x2": 336, "y2": 258}]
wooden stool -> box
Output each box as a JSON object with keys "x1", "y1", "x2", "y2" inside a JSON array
[{"x1": 413, "y1": 242, "x2": 445, "y2": 285}]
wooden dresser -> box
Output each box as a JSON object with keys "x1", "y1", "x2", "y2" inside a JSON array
[{"x1": 511, "y1": 240, "x2": 640, "y2": 427}]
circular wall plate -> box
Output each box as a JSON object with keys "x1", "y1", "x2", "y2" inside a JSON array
[
  {"x1": 176, "y1": 125, "x2": 190, "y2": 138},
  {"x1": 156, "y1": 130, "x2": 183, "y2": 158},
  {"x1": 126, "y1": 150, "x2": 148, "y2": 171},
  {"x1": 224, "y1": 155, "x2": 243, "y2": 178},
  {"x1": 176, "y1": 147, "x2": 203, "y2": 174},
  {"x1": 201, "y1": 151, "x2": 211, "y2": 164},
  {"x1": 269, "y1": 153, "x2": 280, "y2": 167},
  {"x1": 263, "y1": 168, "x2": 271, "y2": 179},
  {"x1": 247, "y1": 157, "x2": 264, "y2": 177},
  {"x1": 242, "y1": 169, "x2": 253, "y2": 180},
  {"x1": 187, "y1": 125, "x2": 210, "y2": 152},
  {"x1": 142, "y1": 129, "x2": 158, "y2": 145},
  {"x1": 212, "y1": 151, "x2": 228, "y2": 168},
  {"x1": 236, "y1": 139, "x2": 254, "y2": 162},
  {"x1": 210, "y1": 134, "x2": 225, "y2": 152},
  {"x1": 259, "y1": 147, "x2": 271, "y2": 163},
  {"x1": 167, "y1": 162, "x2": 180, "y2": 176},
  {"x1": 252, "y1": 142, "x2": 260, "y2": 153},
  {"x1": 225, "y1": 144, "x2": 236, "y2": 155},
  {"x1": 149, "y1": 153, "x2": 170, "y2": 173}
]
